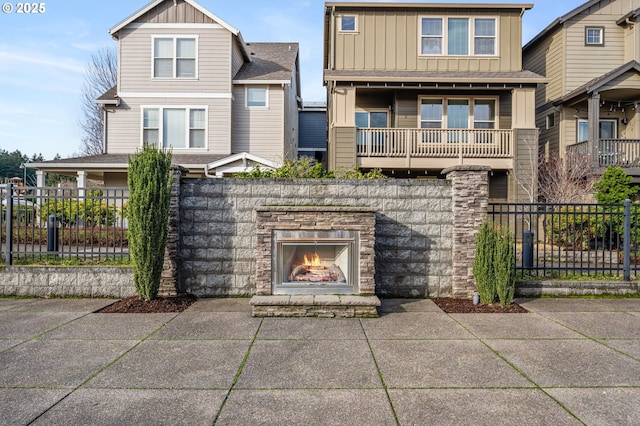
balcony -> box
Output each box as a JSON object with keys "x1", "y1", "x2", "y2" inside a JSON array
[
  {"x1": 355, "y1": 128, "x2": 513, "y2": 169},
  {"x1": 566, "y1": 139, "x2": 640, "y2": 169}
]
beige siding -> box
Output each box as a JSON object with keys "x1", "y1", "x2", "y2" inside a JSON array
[
  {"x1": 231, "y1": 86, "x2": 285, "y2": 163},
  {"x1": 333, "y1": 8, "x2": 523, "y2": 72},
  {"x1": 106, "y1": 96, "x2": 232, "y2": 155},
  {"x1": 524, "y1": 27, "x2": 564, "y2": 107},
  {"x1": 118, "y1": 26, "x2": 233, "y2": 94},
  {"x1": 332, "y1": 126, "x2": 357, "y2": 169},
  {"x1": 563, "y1": 0, "x2": 640, "y2": 92},
  {"x1": 231, "y1": 38, "x2": 244, "y2": 78},
  {"x1": 395, "y1": 92, "x2": 418, "y2": 128}
]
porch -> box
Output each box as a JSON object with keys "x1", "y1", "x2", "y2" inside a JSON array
[
  {"x1": 566, "y1": 139, "x2": 640, "y2": 169},
  {"x1": 354, "y1": 127, "x2": 515, "y2": 169}
]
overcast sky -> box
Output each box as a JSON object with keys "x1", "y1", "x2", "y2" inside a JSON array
[{"x1": 0, "y1": 0, "x2": 587, "y2": 159}]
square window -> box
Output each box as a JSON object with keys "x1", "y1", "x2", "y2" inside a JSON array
[
  {"x1": 153, "y1": 36, "x2": 197, "y2": 78},
  {"x1": 585, "y1": 27, "x2": 604, "y2": 46},
  {"x1": 341, "y1": 15, "x2": 356, "y2": 32},
  {"x1": 247, "y1": 87, "x2": 268, "y2": 108}
]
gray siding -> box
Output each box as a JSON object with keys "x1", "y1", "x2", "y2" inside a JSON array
[
  {"x1": 299, "y1": 111, "x2": 327, "y2": 150},
  {"x1": 231, "y1": 85, "x2": 285, "y2": 163}
]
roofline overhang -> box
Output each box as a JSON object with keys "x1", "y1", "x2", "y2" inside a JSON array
[
  {"x1": 324, "y1": 2, "x2": 533, "y2": 11},
  {"x1": 324, "y1": 75, "x2": 547, "y2": 85},
  {"x1": 94, "y1": 99, "x2": 120, "y2": 106},
  {"x1": 232, "y1": 80, "x2": 291, "y2": 85}
]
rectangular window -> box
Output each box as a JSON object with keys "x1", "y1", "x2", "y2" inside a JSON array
[
  {"x1": 355, "y1": 111, "x2": 388, "y2": 147},
  {"x1": 246, "y1": 87, "x2": 268, "y2": 108},
  {"x1": 421, "y1": 18, "x2": 443, "y2": 55},
  {"x1": 545, "y1": 113, "x2": 555, "y2": 130},
  {"x1": 421, "y1": 17, "x2": 495, "y2": 56},
  {"x1": 577, "y1": 119, "x2": 617, "y2": 142},
  {"x1": 153, "y1": 36, "x2": 197, "y2": 78},
  {"x1": 420, "y1": 99, "x2": 443, "y2": 128},
  {"x1": 340, "y1": 15, "x2": 357, "y2": 32},
  {"x1": 142, "y1": 107, "x2": 206, "y2": 149},
  {"x1": 474, "y1": 18, "x2": 496, "y2": 55},
  {"x1": 448, "y1": 18, "x2": 469, "y2": 56},
  {"x1": 474, "y1": 100, "x2": 496, "y2": 129},
  {"x1": 585, "y1": 27, "x2": 604, "y2": 46}
]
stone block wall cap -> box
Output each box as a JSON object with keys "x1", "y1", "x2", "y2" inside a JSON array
[
  {"x1": 171, "y1": 165, "x2": 189, "y2": 174},
  {"x1": 441, "y1": 165, "x2": 492, "y2": 175},
  {"x1": 255, "y1": 206, "x2": 377, "y2": 213}
]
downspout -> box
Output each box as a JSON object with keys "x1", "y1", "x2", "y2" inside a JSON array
[{"x1": 102, "y1": 107, "x2": 108, "y2": 154}]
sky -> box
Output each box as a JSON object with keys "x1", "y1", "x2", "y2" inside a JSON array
[{"x1": 0, "y1": 0, "x2": 588, "y2": 160}]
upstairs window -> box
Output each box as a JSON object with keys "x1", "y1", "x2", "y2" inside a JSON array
[
  {"x1": 246, "y1": 87, "x2": 268, "y2": 108},
  {"x1": 421, "y1": 17, "x2": 496, "y2": 56},
  {"x1": 153, "y1": 36, "x2": 197, "y2": 78},
  {"x1": 585, "y1": 27, "x2": 604, "y2": 46},
  {"x1": 340, "y1": 15, "x2": 357, "y2": 32}
]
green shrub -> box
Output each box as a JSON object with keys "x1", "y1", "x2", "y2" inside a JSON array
[
  {"x1": 494, "y1": 227, "x2": 515, "y2": 306},
  {"x1": 127, "y1": 145, "x2": 173, "y2": 301},
  {"x1": 544, "y1": 205, "x2": 605, "y2": 249},
  {"x1": 233, "y1": 158, "x2": 386, "y2": 179},
  {"x1": 473, "y1": 221, "x2": 496, "y2": 304},
  {"x1": 593, "y1": 166, "x2": 638, "y2": 204}
]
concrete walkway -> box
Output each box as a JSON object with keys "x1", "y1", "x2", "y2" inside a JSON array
[{"x1": 1, "y1": 297, "x2": 639, "y2": 425}]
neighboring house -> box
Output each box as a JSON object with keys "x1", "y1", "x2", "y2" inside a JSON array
[
  {"x1": 523, "y1": 0, "x2": 640, "y2": 182},
  {"x1": 323, "y1": 2, "x2": 545, "y2": 201},
  {"x1": 28, "y1": 0, "x2": 301, "y2": 185},
  {"x1": 298, "y1": 102, "x2": 327, "y2": 163}
]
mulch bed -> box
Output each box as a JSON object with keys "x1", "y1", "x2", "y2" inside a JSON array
[
  {"x1": 96, "y1": 294, "x2": 198, "y2": 313},
  {"x1": 433, "y1": 297, "x2": 529, "y2": 313}
]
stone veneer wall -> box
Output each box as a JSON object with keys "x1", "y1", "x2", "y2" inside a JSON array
[{"x1": 179, "y1": 178, "x2": 455, "y2": 298}]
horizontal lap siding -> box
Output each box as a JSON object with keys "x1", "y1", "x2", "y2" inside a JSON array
[
  {"x1": 119, "y1": 27, "x2": 232, "y2": 94},
  {"x1": 232, "y1": 86, "x2": 285, "y2": 163},
  {"x1": 335, "y1": 8, "x2": 522, "y2": 72},
  {"x1": 107, "y1": 97, "x2": 232, "y2": 154}
]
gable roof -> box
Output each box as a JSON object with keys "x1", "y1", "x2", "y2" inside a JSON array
[
  {"x1": 233, "y1": 43, "x2": 299, "y2": 84},
  {"x1": 554, "y1": 60, "x2": 640, "y2": 104},
  {"x1": 204, "y1": 152, "x2": 280, "y2": 177},
  {"x1": 524, "y1": 0, "x2": 605, "y2": 50},
  {"x1": 109, "y1": 0, "x2": 251, "y2": 61}
]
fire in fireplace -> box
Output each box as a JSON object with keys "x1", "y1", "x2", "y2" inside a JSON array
[{"x1": 273, "y1": 230, "x2": 357, "y2": 294}]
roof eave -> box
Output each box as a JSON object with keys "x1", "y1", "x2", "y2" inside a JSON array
[{"x1": 324, "y1": 75, "x2": 547, "y2": 85}]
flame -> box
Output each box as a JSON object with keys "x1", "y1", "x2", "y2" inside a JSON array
[{"x1": 303, "y1": 252, "x2": 321, "y2": 267}]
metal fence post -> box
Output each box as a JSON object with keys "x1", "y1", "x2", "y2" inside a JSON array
[
  {"x1": 5, "y1": 183, "x2": 12, "y2": 265},
  {"x1": 624, "y1": 199, "x2": 631, "y2": 281}
]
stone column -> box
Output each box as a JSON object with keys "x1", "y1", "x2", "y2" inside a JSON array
[
  {"x1": 159, "y1": 166, "x2": 187, "y2": 297},
  {"x1": 442, "y1": 165, "x2": 491, "y2": 299}
]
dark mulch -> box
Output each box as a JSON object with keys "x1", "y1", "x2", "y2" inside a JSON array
[
  {"x1": 96, "y1": 294, "x2": 198, "y2": 313},
  {"x1": 434, "y1": 297, "x2": 528, "y2": 313}
]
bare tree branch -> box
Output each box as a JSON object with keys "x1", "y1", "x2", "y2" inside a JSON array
[
  {"x1": 539, "y1": 150, "x2": 597, "y2": 204},
  {"x1": 79, "y1": 48, "x2": 117, "y2": 156}
]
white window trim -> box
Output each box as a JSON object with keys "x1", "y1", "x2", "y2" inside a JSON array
[
  {"x1": 140, "y1": 105, "x2": 209, "y2": 150},
  {"x1": 338, "y1": 14, "x2": 358, "y2": 33},
  {"x1": 577, "y1": 118, "x2": 617, "y2": 143},
  {"x1": 418, "y1": 96, "x2": 499, "y2": 128},
  {"x1": 245, "y1": 86, "x2": 269, "y2": 109},
  {"x1": 151, "y1": 35, "x2": 199, "y2": 80},
  {"x1": 419, "y1": 16, "x2": 498, "y2": 57},
  {"x1": 585, "y1": 26, "x2": 605, "y2": 46}
]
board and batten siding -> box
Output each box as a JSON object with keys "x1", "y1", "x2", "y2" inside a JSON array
[
  {"x1": 133, "y1": 0, "x2": 214, "y2": 25},
  {"x1": 563, "y1": 0, "x2": 640, "y2": 93},
  {"x1": 118, "y1": 26, "x2": 233, "y2": 94},
  {"x1": 231, "y1": 86, "x2": 285, "y2": 163},
  {"x1": 332, "y1": 8, "x2": 523, "y2": 72},
  {"x1": 106, "y1": 97, "x2": 232, "y2": 155}
]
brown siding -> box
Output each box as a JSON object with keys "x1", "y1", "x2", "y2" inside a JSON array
[{"x1": 333, "y1": 8, "x2": 523, "y2": 72}]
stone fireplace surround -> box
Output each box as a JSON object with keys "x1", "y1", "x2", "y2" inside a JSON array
[{"x1": 252, "y1": 206, "x2": 379, "y2": 317}]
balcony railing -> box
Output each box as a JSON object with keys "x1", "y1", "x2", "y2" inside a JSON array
[
  {"x1": 356, "y1": 128, "x2": 513, "y2": 159},
  {"x1": 566, "y1": 139, "x2": 640, "y2": 168}
]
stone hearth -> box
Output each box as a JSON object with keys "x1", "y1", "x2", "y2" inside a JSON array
[{"x1": 251, "y1": 206, "x2": 379, "y2": 317}]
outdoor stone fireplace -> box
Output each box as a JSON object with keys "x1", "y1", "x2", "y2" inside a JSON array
[{"x1": 255, "y1": 206, "x2": 376, "y2": 295}]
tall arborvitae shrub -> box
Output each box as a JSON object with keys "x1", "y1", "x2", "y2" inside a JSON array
[
  {"x1": 473, "y1": 221, "x2": 497, "y2": 304},
  {"x1": 127, "y1": 145, "x2": 173, "y2": 301},
  {"x1": 494, "y1": 227, "x2": 515, "y2": 306}
]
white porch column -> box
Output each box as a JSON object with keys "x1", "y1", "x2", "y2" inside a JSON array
[
  {"x1": 35, "y1": 170, "x2": 46, "y2": 227},
  {"x1": 77, "y1": 171, "x2": 86, "y2": 197}
]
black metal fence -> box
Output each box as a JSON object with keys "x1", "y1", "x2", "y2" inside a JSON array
[
  {"x1": 488, "y1": 201, "x2": 640, "y2": 280},
  {"x1": 1, "y1": 184, "x2": 129, "y2": 265}
]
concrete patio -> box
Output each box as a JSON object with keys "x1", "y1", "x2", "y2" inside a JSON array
[{"x1": 1, "y1": 297, "x2": 639, "y2": 425}]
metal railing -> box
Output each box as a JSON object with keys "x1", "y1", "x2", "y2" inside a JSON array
[
  {"x1": 1, "y1": 184, "x2": 129, "y2": 265},
  {"x1": 356, "y1": 128, "x2": 513, "y2": 159},
  {"x1": 488, "y1": 201, "x2": 640, "y2": 280}
]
